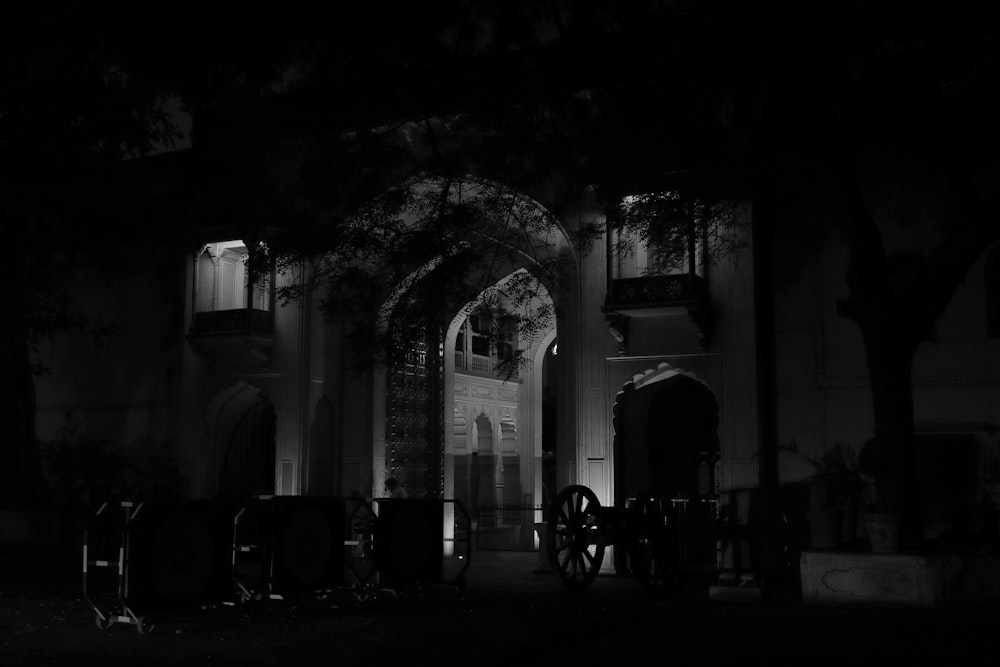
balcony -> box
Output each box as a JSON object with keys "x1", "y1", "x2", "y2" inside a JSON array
[
  {"x1": 605, "y1": 274, "x2": 705, "y2": 311},
  {"x1": 455, "y1": 351, "x2": 520, "y2": 382},
  {"x1": 603, "y1": 274, "x2": 713, "y2": 351},
  {"x1": 186, "y1": 307, "x2": 275, "y2": 368}
]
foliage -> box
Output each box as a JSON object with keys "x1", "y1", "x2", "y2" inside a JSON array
[
  {"x1": 271, "y1": 176, "x2": 578, "y2": 375},
  {"x1": 786, "y1": 442, "x2": 867, "y2": 512},
  {"x1": 612, "y1": 187, "x2": 745, "y2": 276},
  {"x1": 41, "y1": 422, "x2": 183, "y2": 549}
]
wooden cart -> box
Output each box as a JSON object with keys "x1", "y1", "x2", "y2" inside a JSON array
[{"x1": 545, "y1": 484, "x2": 719, "y2": 593}]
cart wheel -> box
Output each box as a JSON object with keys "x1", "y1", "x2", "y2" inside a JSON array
[
  {"x1": 95, "y1": 614, "x2": 114, "y2": 630},
  {"x1": 628, "y1": 495, "x2": 679, "y2": 597},
  {"x1": 547, "y1": 485, "x2": 605, "y2": 591},
  {"x1": 136, "y1": 616, "x2": 154, "y2": 635}
]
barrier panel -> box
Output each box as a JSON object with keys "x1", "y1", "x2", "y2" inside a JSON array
[
  {"x1": 83, "y1": 495, "x2": 471, "y2": 632},
  {"x1": 373, "y1": 498, "x2": 444, "y2": 590},
  {"x1": 83, "y1": 500, "x2": 234, "y2": 633}
]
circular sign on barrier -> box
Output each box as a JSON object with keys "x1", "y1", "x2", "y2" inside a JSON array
[
  {"x1": 150, "y1": 512, "x2": 215, "y2": 603},
  {"x1": 282, "y1": 506, "x2": 333, "y2": 586}
]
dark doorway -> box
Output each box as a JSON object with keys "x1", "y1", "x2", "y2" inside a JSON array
[
  {"x1": 616, "y1": 373, "x2": 720, "y2": 570},
  {"x1": 218, "y1": 399, "x2": 276, "y2": 499}
]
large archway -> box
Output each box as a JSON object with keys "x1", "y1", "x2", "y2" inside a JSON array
[
  {"x1": 613, "y1": 363, "x2": 721, "y2": 569},
  {"x1": 364, "y1": 175, "x2": 572, "y2": 556},
  {"x1": 371, "y1": 176, "x2": 574, "y2": 503}
]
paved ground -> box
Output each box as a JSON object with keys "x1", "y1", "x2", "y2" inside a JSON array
[{"x1": 2, "y1": 547, "x2": 999, "y2": 665}]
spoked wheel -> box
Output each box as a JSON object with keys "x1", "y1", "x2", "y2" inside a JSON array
[
  {"x1": 547, "y1": 485, "x2": 605, "y2": 591},
  {"x1": 136, "y1": 616, "x2": 155, "y2": 635},
  {"x1": 628, "y1": 494, "x2": 679, "y2": 597}
]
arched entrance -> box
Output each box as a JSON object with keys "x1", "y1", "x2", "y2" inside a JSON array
[
  {"x1": 613, "y1": 364, "x2": 720, "y2": 569},
  {"x1": 214, "y1": 394, "x2": 276, "y2": 498},
  {"x1": 371, "y1": 175, "x2": 574, "y2": 505}
]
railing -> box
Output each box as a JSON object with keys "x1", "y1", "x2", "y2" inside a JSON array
[
  {"x1": 606, "y1": 274, "x2": 705, "y2": 308},
  {"x1": 469, "y1": 354, "x2": 492, "y2": 374},
  {"x1": 454, "y1": 352, "x2": 520, "y2": 382},
  {"x1": 475, "y1": 504, "x2": 543, "y2": 552}
]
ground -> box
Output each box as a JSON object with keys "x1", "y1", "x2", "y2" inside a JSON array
[{"x1": 2, "y1": 548, "x2": 999, "y2": 665}]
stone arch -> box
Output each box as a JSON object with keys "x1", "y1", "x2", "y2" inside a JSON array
[
  {"x1": 475, "y1": 413, "x2": 494, "y2": 452},
  {"x1": 374, "y1": 175, "x2": 574, "y2": 340},
  {"x1": 200, "y1": 381, "x2": 276, "y2": 497},
  {"x1": 611, "y1": 362, "x2": 721, "y2": 568},
  {"x1": 612, "y1": 362, "x2": 720, "y2": 499},
  {"x1": 205, "y1": 382, "x2": 276, "y2": 500},
  {"x1": 372, "y1": 175, "x2": 574, "y2": 501},
  {"x1": 472, "y1": 412, "x2": 496, "y2": 508}
]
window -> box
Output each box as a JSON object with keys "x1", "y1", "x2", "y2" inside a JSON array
[
  {"x1": 194, "y1": 240, "x2": 271, "y2": 314},
  {"x1": 454, "y1": 309, "x2": 519, "y2": 379}
]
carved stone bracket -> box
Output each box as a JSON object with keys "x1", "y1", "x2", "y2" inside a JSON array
[
  {"x1": 605, "y1": 313, "x2": 631, "y2": 356},
  {"x1": 686, "y1": 303, "x2": 714, "y2": 350}
]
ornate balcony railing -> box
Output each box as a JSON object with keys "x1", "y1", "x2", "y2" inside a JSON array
[
  {"x1": 605, "y1": 274, "x2": 705, "y2": 308},
  {"x1": 603, "y1": 273, "x2": 713, "y2": 351},
  {"x1": 454, "y1": 351, "x2": 520, "y2": 382},
  {"x1": 186, "y1": 307, "x2": 275, "y2": 368},
  {"x1": 191, "y1": 308, "x2": 274, "y2": 334}
]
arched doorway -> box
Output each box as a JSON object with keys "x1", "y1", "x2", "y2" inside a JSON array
[
  {"x1": 217, "y1": 398, "x2": 276, "y2": 500},
  {"x1": 204, "y1": 382, "x2": 277, "y2": 500},
  {"x1": 474, "y1": 412, "x2": 495, "y2": 508},
  {"x1": 370, "y1": 176, "x2": 573, "y2": 506},
  {"x1": 614, "y1": 366, "x2": 720, "y2": 570}
]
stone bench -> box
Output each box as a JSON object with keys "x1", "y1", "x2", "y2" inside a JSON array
[{"x1": 800, "y1": 550, "x2": 961, "y2": 607}]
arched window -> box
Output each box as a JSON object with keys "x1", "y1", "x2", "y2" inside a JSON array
[{"x1": 453, "y1": 308, "x2": 519, "y2": 379}]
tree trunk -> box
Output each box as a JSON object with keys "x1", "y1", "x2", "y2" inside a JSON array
[
  {"x1": 861, "y1": 322, "x2": 921, "y2": 547},
  {"x1": 1, "y1": 263, "x2": 50, "y2": 509}
]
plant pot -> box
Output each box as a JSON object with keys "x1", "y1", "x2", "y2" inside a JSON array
[
  {"x1": 806, "y1": 509, "x2": 843, "y2": 550},
  {"x1": 865, "y1": 512, "x2": 901, "y2": 554}
]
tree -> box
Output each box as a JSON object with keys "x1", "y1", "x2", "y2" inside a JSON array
[
  {"x1": 0, "y1": 6, "x2": 184, "y2": 509},
  {"x1": 660, "y1": 0, "x2": 1000, "y2": 543}
]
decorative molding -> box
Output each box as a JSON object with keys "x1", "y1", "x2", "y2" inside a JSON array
[
  {"x1": 604, "y1": 312, "x2": 630, "y2": 356},
  {"x1": 471, "y1": 384, "x2": 495, "y2": 398},
  {"x1": 631, "y1": 360, "x2": 711, "y2": 390},
  {"x1": 498, "y1": 387, "x2": 518, "y2": 402}
]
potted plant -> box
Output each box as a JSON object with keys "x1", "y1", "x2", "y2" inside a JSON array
[
  {"x1": 799, "y1": 443, "x2": 866, "y2": 549},
  {"x1": 857, "y1": 437, "x2": 901, "y2": 553}
]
